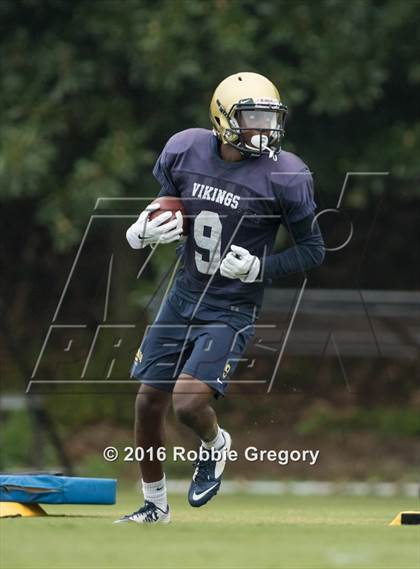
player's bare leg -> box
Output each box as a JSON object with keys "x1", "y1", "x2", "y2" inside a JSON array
[
  {"x1": 172, "y1": 374, "x2": 219, "y2": 440},
  {"x1": 135, "y1": 383, "x2": 171, "y2": 482},
  {"x1": 115, "y1": 384, "x2": 171, "y2": 524},
  {"x1": 173, "y1": 374, "x2": 232, "y2": 507}
]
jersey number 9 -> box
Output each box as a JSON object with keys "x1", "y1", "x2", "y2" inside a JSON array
[{"x1": 194, "y1": 211, "x2": 222, "y2": 275}]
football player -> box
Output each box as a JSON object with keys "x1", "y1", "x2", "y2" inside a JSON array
[{"x1": 116, "y1": 72, "x2": 325, "y2": 524}]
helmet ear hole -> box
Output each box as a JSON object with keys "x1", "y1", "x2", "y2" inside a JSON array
[{"x1": 214, "y1": 116, "x2": 221, "y2": 125}]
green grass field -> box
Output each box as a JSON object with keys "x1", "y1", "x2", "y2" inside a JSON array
[{"x1": 1, "y1": 490, "x2": 419, "y2": 569}]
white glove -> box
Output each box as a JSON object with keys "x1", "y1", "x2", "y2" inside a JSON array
[
  {"x1": 220, "y1": 244, "x2": 261, "y2": 283},
  {"x1": 126, "y1": 203, "x2": 183, "y2": 249}
]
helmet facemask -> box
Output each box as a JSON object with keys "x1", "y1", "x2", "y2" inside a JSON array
[{"x1": 217, "y1": 99, "x2": 288, "y2": 160}]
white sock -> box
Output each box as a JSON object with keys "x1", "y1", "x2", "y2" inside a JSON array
[
  {"x1": 141, "y1": 475, "x2": 168, "y2": 511},
  {"x1": 202, "y1": 425, "x2": 225, "y2": 450}
]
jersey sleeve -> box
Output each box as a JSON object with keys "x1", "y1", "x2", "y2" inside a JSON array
[
  {"x1": 263, "y1": 214, "x2": 325, "y2": 282},
  {"x1": 275, "y1": 168, "x2": 316, "y2": 225},
  {"x1": 152, "y1": 140, "x2": 180, "y2": 197}
]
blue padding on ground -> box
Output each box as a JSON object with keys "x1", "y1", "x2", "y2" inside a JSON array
[{"x1": 0, "y1": 475, "x2": 117, "y2": 504}]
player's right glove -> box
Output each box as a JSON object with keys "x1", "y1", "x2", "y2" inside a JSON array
[{"x1": 126, "y1": 203, "x2": 183, "y2": 249}]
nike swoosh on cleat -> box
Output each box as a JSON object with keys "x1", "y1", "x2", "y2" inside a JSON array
[{"x1": 192, "y1": 483, "x2": 219, "y2": 502}]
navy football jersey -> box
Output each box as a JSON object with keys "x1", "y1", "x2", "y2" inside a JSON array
[{"x1": 153, "y1": 128, "x2": 316, "y2": 311}]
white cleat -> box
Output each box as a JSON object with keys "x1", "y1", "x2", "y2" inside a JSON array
[
  {"x1": 114, "y1": 500, "x2": 170, "y2": 524},
  {"x1": 188, "y1": 429, "x2": 232, "y2": 507}
]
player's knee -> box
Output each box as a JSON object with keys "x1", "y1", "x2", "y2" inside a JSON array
[
  {"x1": 135, "y1": 387, "x2": 167, "y2": 420},
  {"x1": 173, "y1": 397, "x2": 199, "y2": 427},
  {"x1": 135, "y1": 393, "x2": 148, "y2": 418}
]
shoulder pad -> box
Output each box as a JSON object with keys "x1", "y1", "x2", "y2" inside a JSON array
[{"x1": 164, "y1": 128, "x2": 212, "y2": 156}]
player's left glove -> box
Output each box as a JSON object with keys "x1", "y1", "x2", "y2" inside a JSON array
[{"x1": 220, "y1": 245, "x2": 261, "y2": 283}]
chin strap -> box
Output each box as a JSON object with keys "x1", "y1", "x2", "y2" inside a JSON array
[{"x1": 265, "y1": 145, "x2": 278, "y2": 161}]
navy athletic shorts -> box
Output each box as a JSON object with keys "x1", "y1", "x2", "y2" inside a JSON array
[{"x1": 130, "y1": 289, "x2": 256, "y2": 396}]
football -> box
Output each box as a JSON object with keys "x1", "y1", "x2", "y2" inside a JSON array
[{"x1": 149, "y1": 196, "x2": 189, "y2": 236}]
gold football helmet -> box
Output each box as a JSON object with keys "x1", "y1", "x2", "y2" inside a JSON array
[{"x1": 209, "y1": 72, "x2": 288, "y2": 159}]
